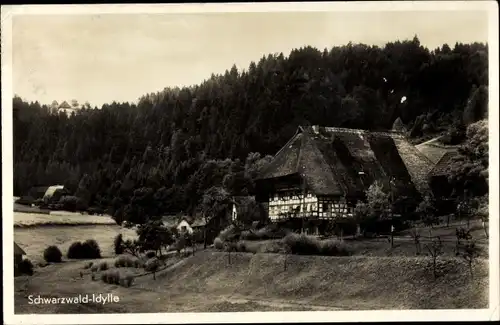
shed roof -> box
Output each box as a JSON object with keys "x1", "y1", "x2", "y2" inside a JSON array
[
  {"x1": 256, "y1": 126, "x2": 433, "y2": 197},
  {"x1": 14, "y1": 242, "x2": 26, "y2": 256},
  {"x1": 429, "y1": 151, "x2": 459, "y2": 177},
  {"x1": 415, "y1": 136, "x2": 459, "y2": 164}
]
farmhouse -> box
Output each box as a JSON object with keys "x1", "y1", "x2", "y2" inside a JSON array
[
  {"x1": 254, "y1": 125, "x2": 434, "y2": 233},
  {"x1": 177, "y1": 218, "x2": 194, "y2": 235}
]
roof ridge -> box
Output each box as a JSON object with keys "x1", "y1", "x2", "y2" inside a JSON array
[
  {"x1": 302, "y1": 125, "x2": 405, "y2": 138},
  {"x1": 272, "y1": 128, "x2": 302, "y2": 158}
]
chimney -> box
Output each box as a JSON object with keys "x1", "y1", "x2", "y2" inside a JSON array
[{"x1": 312, "y1": 125, "x2": 319, "y2": 134}]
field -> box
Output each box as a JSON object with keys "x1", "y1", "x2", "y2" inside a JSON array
[
  {"x1": 14, "y1": 251, "x2": 488, "y2": 313},
  {"x1": 14, "y1": 212, "x2": 117, "y2": 227},
  {"x1": 14, "y1": 212, "x2": 136, "y2": 264}
]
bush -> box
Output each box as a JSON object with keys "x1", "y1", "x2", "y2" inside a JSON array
[
  {"x1": 83, "y1": 261, "x2": 94, "y2": 269},
  {"x1": 213, "y1": 237, "x2": 224, "y2": 250},
  {"x1": 99, "y1": 261, "x2": 109, "y2": 271},
  {"x1": 118, "y1": 273, "x2": 135, "y2": 287},
  {"x1": 319, "y1": 239, "x2": 351, "y2": 256},
  {"x1": 114, "y1": 234, "x2": 124, "y2": 255},
  {"x1": 283, "y1": 234, "x2": 352, "y2": 256},
  {"x1": 67, "y1": 242, "x2": 84, "y2": 259},
  {"x1": 114, "y1": 255, "x2": 137, "y2": 268},
  {"x1": 144, "y1": 257, "x2": 161, "y2": 272},
  {"x1": 217, "y1": 225, "x2": 238, "y2": 242},
  {"x1": 236, "y1": 241, "x2": 247, "y2": 252},
  {"x1": 82, "y1": 239, "x2": 102, "y2": 258},
  {"x1": 58, "y1": 195, "x2": 88, "y2": 212},
  {"x1": 258, "y1": 241, "x2": 284, "y2": 254},
  {"x1": 145, "y1": 251, "x2": 156, "y2": 258},
  {"x1": 90, "y1": 265, "x2": 99, "y2": 272},
  {"x1": 18, "y1": 259, "x2": 34, "y2": 276},
  {"x1": 240, "y1": 226, "x2": 288, "y2": 241},
  {"x1": 124, "y1": 273, "x2": 135, "y2": 287},
  {"x1": 101, "y1": 270, "x2": 121, "y2": 285},
  {"x1": 44, "y1": 245, "x2": 63, "y2": 263},
  {"x1": 67, "y1": 239, "x2": 101, "y2": 259},
  {"x1": 283, "y1": 233, "x2": 321, "y2": 255}
]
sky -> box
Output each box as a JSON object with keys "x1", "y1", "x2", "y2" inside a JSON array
[{"x1": 12, "y1": 9, "x2": 490, "y2": 107}]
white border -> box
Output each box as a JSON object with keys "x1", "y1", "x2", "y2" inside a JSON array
[{"x1": 2, "y1": 2, "x2": 499, "y2": 324}]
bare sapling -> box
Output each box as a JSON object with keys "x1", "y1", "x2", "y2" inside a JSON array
[
  {"x1": 410, "y1": 225, "x2": 421, "y2": 255},
  {"x1": 455, "y1": 227, "x2": 472, "y2": 256},
  {"x1": 425, "y1": 236, "x2": 443, "y2": 279},
  {"x1": 462, "y1": 239, "x2": 480, "y2": 279}
]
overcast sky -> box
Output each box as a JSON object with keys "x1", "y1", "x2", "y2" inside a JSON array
[{"x1": 12, "y1": 10, "x2": 489, "y2": 107}]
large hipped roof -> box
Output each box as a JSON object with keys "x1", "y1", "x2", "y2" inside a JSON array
[{"x1": 257, "y1": 126, "x2": 433, "y2": 197}]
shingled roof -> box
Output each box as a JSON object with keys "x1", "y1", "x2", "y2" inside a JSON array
[
  {"x1": 59, "y1": 101, "x2": 71, "y2": 109},
  {"x1": 14, "y1": 242, "x2": 26, "y2": 256},
  {"x1": 415, "y1": 136, "x2": 459, "y2": 164},
  {"x1": 257, "y1": 126, "x2": 433, "y2": 197},
  {"x1": 429, "y1": 151, "x2": 459, "y2": 177}
]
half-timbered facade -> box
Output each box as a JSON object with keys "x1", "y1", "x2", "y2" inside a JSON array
[{"x1": 255, "y1": 125, "x2": 434, "y2": 233}]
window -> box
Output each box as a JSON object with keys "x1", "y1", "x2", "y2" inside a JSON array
[{"x1": 323, "y1": 203, "x2": 330, "y2": 212}]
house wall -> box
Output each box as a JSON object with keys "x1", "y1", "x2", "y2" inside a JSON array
[
  {"x1": 267, "y1": 190, "x2": 352, "y2": 221},
  {"x1": 231, "y1": 204, "x2": 237, "y2": 222},
  {"x1": 14, "y1": 254, "x2": 22, "y2": 266}
]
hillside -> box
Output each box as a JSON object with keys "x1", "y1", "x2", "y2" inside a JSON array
[
  {"x1": 12, "y1": 38, "x2": 488, "y2": 223},
  {"x1": 15, "y1": 251, "x2": 488, "y2": 313}
]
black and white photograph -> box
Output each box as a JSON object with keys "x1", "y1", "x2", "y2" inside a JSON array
[{"x1": 2, "y1": 2, "x2": 499, "y2": 324}]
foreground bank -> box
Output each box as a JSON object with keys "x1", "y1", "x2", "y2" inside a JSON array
[{"x1": 14, "y1": 251, "x2": 488, "y2": 313}]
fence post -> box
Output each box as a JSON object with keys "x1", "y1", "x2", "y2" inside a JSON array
[{"x1": 390, "y1": 224, "x2": 394, "y2": 248}]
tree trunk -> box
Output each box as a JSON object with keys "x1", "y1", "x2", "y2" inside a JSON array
[
  {"x1": 483, "y1": 221, "x2": 489, "y2": 238},
  {"x1": 356, "y1": 224, "x2": 361, "y2": 237},
  {"x1": 446, "y1": 214, "x2": 450, "y2": 227},
  {"x1": 203, "y1": 226, "x2": 207, "y2": 249}
]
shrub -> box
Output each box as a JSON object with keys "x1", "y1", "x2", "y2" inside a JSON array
[
  {"x1": 240, "y1": 226, "x2": 288, "y2": 241},
  {"x1": 320, "y1": 239, "x2": 351, "y2": 256},
  {"x1": 114, "y1": 234, "x2": 124, "y2": 255},
  {"x1": 90, "y1": 265, "x2": 99, "y2": 272},
  {"x1": 223, "y1": 241, "x2": 237, "y2": 252},
  {"x1": 101, "y1": 270, "x2": 121, "y2": 285},
  {"x1": 58, "y1": 195, "x2": 87, "y2": 212},
  {"x1": 82, "y1": 239, "x2": 101, "y2": 258},
  {"x1": 213, "y1": 237, "x2": 224, "y2": 250},
  {"x1": 114, "y1": 255, "x2": 137, "y2": 268},
  {"x1": 145, "y1": 251, "x2": 156, "y2": 258},
  {"x1": 134, "y1": 259, "x2": 143, "y2": 268},
  {"x1": 217, "y1": 225, "x2": 238, "y2": 242},
  {"x1": 283, "y1": 233, "x2": 321, "y2": 255},
  {"x1": 144, "y1": 257, "x2": 161, "y2": 272},
  {"x1": 83, "y1": 261, "x2": 94, "y2": 269},
  {"x1": 236, "y1": 241, "x2": 247, "y2": 252},
  {"x1": 124, "y1": 273, "x2": 135, "y2": 287},
  {"x1": 67, "y1": 239, "x2": 101, "y2": 259},
  {"x1": 44, "y1": 245, "x2": 63, "y2": 263},
  {"x1": 259, "y1": 241, "x2": 283, "y2": 254},
  {"x1": 18, "y1": 259, "x2": 34, "y2": 276},
  {"x1": 99, "y1": 261, "x2": 109, "y2": 271},
  {"x1": 67, "y1": 242, "x2": 84, "y2": 259}
]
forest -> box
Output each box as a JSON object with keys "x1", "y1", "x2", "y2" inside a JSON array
[{"x1": 12, "y1": 36, "x2": 489, "y2": 225}]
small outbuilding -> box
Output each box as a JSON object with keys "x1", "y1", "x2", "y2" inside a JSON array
[{"x1": 14, "y1": 242, "x2": 26, "y2": 266}]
